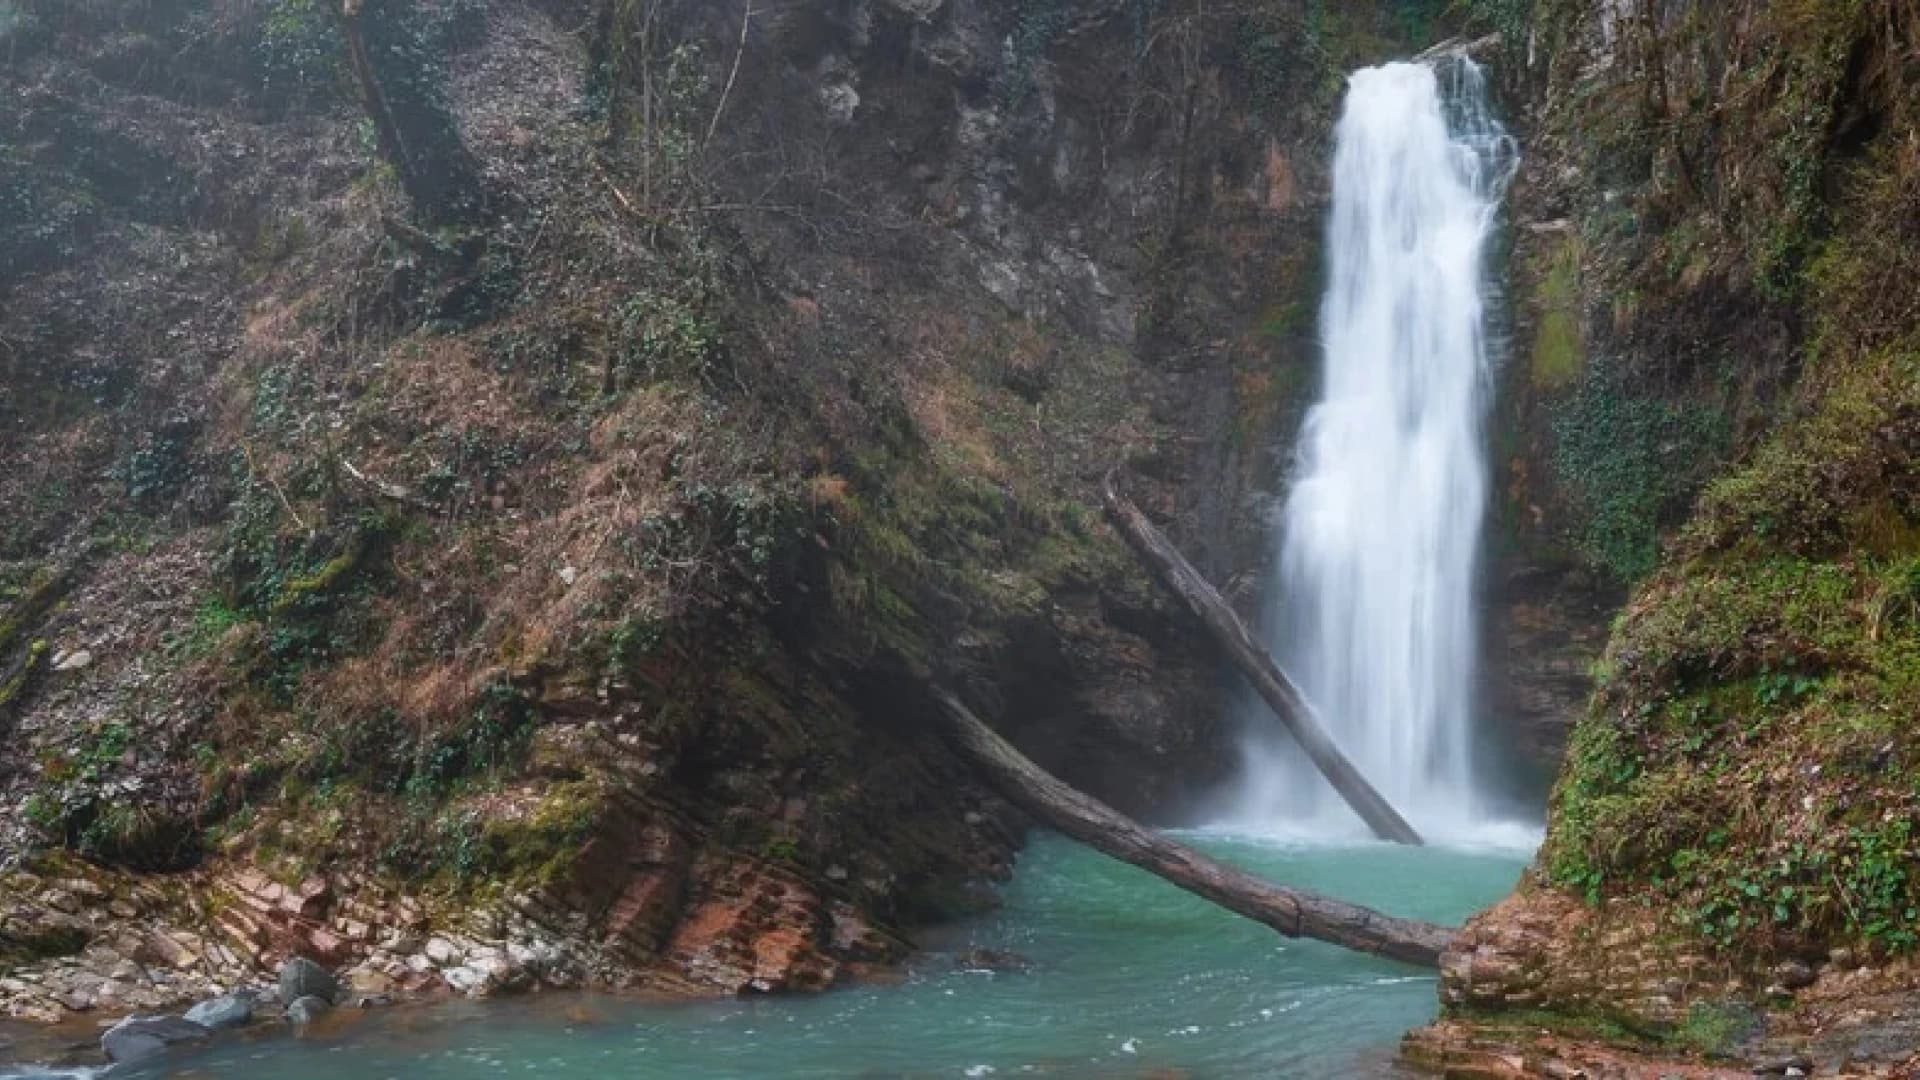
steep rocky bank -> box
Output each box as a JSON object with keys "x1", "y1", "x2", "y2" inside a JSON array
[
  {"x1": 1414, "y1": 0, "x2": 1920, "y2": 1074},
  {"x1": 0, "y1": 0, "x2": 1462, "y2": 1029}
]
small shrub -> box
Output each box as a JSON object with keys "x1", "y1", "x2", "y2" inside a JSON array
[
  {"x1": 254, "y1": 0, "x2": 346, "y2": 106},
  {"x1": 616, "y1": 292, "x2": 716, "y2": 385}
]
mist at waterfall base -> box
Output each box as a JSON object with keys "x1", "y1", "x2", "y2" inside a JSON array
[{"x1": 1219, "y1": 59, "x2": 1536, "y2": 851}]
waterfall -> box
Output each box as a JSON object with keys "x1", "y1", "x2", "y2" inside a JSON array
[{"x1": 1231, "y1": 58, "x2": 1521, "y2": 845}]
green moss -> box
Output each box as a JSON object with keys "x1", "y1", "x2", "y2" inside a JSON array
[
  {"x1": 465, "y1": 780, "x2": 608, "y2": 892},
  {"x1": 270, "y1": 534, "x2": 366, "y2": 614},
  {"x1": 1530, "y1": 238, "x2": 1585, "y2": 392},
  {"x1": 1738, "y1": 0, "x2": 1873, "y2": 301},
  {"x1": 0, "y1": 639, "x2": 46, "y2": 711},
  {"x1": 1688, "y1": 349, "x2": 1920, "y2": 559},
  {"x1": 0, "y1": 564, "x2": 70, "y2": 657},
  {"x1": 762, "y1": 835, "x2": 801, "y2": 864},
  {"x1": 825, "y1": 432, "x2": 1128, "y2": 673},
  {"x1": 1667, "y1": 1001, "x2": 1759, "y2": 1057},
  {"x1": 1451, "y1": 1004, "x2": 1643, "y2": 1049}
]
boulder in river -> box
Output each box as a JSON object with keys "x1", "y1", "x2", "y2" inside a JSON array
[
  {"x1": 954, "y1": 947, "x2": 1031, "y2": 973},
  {"x1": 184, "y1": 990, "x2": 255, "y2": 1029},
  {"x1": 284, "y1": 995, "x2": 332, "y2": 1025},
  {"x1": 278, "y1": 956, "x2": 338, "y2": 1004},
  {"x1": 101, "y1": 1014, "x2": 210, "y2": 1066}
]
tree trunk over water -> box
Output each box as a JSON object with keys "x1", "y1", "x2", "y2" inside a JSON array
[
  {"x1": 1100, "y1": 472, "x2": 1424, "y2": 846},
  {"x1": 932, "y1": 689, "x2": 1453, "y2": 967}
]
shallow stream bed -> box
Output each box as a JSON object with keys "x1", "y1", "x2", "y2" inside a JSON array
[{"x1": 5, "y1": 831, "x2": 1528, "y2": 1079}]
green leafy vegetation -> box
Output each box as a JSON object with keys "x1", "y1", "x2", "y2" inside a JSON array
[
  {"x1": 1531, "y1": 0, "x2": 1920, "y2": 989},
  {"x1": 1545, "y1": 338, "x2": 1920, "y2": 965},
  {"x1": 24, "y1": 720, "x2": 202, "y2": 870},
  {"x1": 1548, "y1": 363, "x2": 1727, "y2": 584},
  {"x1": 617, "y1": 292, "x2": 718, "y2": 386},
  {"x1": 255, "y1": 0, "x2": 345, "y2": 104}
]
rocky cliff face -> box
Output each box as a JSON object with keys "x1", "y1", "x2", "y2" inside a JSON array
[
  {"x1": 1416, "y1": 1, "x2": 1920, "y2": 1074},
  {"x1": 0, "y1": 0, "x2": 1440, "y2": 1024}
]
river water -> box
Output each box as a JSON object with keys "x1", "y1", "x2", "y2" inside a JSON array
[{"x1": 27, "y1": 833, "x2": 1524, "y2": 1080}]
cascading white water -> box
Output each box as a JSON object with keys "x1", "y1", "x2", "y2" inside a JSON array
[{"x1": 1231, "y1": 58, "x2": 1521, "y2": 845}]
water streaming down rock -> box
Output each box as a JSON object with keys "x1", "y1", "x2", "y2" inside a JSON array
[{"x1": 1233, "y1": 58, "x2": 1522, "y2": 844}]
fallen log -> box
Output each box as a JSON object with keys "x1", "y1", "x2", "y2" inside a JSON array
[
  {"x1": 1101, "y1": 472, "x2": 1423, "y2": 846},
  {"x1": 933, "y1": 689, "x2": 1453, "y2": 967}
]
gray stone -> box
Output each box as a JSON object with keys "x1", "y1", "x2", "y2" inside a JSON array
[
  {"x1": 278, "y1": 956, "x2": 338, "y2": 1004},
  {"x1": 284, "y1": 994, "x2": 332, "y2": 1025},
  {"x1": 821, "y1": 83, "x2": 860, "y2": 125},
  {"x1": 442, "y1": 964, "x2": 488, "y2": 994},
  {"x1": 52, "y1": 648, "x2": 93, "y2": 672},
  {"x1": 1771, "y1": 959, "x2": 1816, "y2": 990},
  {"x1": 424, "y1": 937, "x2": 461, "y2": 966},
  {"x1": 184, "y1": 991, "x2": 254, "y2": 1029},
  {"x1": 100, "y1": 1014, "x2": 210, "y2": 1066},
  {"x1": 278, "y1": 949, "x2": 337, "y2": 999},
  {"x1": 879, "y1": 0, "x2": 942, "y2": 19}
]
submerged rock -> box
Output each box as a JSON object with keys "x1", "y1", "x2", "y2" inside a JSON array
[
  {"x1": 100, "y1": 1014, "x2": 210, "y2": 1066},
  {"x1": 954, "y1": 947, "x2": 1030, "y2": 973},
  {"x1": 278, "y1": 956, "x2": 338, "y2": 1005},
  {"x1": 284, "y1": 995, "x2": 332, "y2": 1025}
]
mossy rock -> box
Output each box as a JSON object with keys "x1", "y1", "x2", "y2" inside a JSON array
[
  {"x1": 0, "y1": 563, "x2": 72, "y2": 657},
  {"x1": 0, "y1": 638, "x2": 47, "y2": 712},
  {"x1": 457, "y1": 779, "x2": 610, "y2": 894},
  {"x1": 269, "y1": 534, "x2": 366, "y2": 614},
  {"x1": 1529, "y1": 236, "x2": 1585, "y2": 393},
  {"x1": 0, "y1": 918, "x2": 90, "y2": 970}
]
